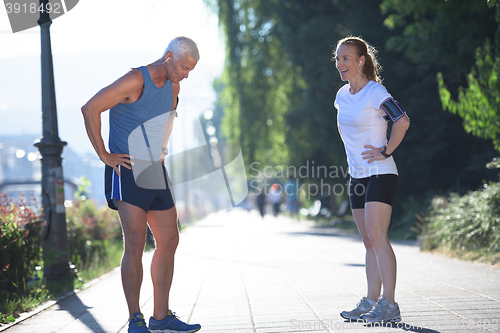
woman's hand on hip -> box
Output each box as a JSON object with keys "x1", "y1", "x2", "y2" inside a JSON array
[{"x1": 361, "y1": 145, "x2": 385, "y2": 164}]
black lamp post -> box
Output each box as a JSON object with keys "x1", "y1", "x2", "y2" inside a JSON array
[{"x1": 34, "y1": 0, "x2": 72, "y2": 281}]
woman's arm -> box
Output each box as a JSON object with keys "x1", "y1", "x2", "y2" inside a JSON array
[
  {"x1": 385, "y1": 114, "x2": 410, "y2": 155},
  {"x1": 362, "y1": 114, "x2": 410, "y2": 163}
]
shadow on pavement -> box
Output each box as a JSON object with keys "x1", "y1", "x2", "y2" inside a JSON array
[
  {"x1": 56, "y1": 293, "x2": 106, "y2": 333},
  {"x1": 344, "y1": 263, "x2": 365, "y2": 267},
  {"x1": 286, "y1": 228, "x2": 419, "y2": 247},
  {"x1": 284, "y1": 229, "x2": 361, "y2": 240}
]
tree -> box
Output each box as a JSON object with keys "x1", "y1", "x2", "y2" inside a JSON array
[
  {"x1": 211, "y1": 0, "x2": 298, "y2": 169},
  {"x1": 437, "y1": 5, "x2": 500, "y2": 151},
  {"x1": 210, "y1": 0, "x2": 390, "y2": 178},
  {"x1": 381, "y1": 0, "x2": 498, "y2": 199},
  {"x1": 208, "y1": 0, "x2": 499, "y2": 226}
]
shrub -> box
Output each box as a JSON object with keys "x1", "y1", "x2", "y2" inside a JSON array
[
  {"x1": 66, "y1": 197, "x2": 122, "y2": 275},
  {"x1": 420, "y1": 180, "x2": 500, "y2": 264},
  {"x1": 0, "y1": 177, "x2": 124, "y2": 324},
  {"x1": 0, "y1": 194, "x2": 43, "y2": 297}
]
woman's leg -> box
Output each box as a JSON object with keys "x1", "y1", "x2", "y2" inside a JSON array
[
  {"x1": 352, "y1": 208, "x2": 382, "y2": 303},
  {"x1": 364, "y1": 201, "x2": 397, "y2": 305}
]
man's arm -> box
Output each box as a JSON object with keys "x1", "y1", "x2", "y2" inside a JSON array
[{"x1": 81, "y1": 69, "x2": 144, "y2": 176}]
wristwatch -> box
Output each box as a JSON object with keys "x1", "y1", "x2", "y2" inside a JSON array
[
  {"x1": 161, "y1": 147, "x2": 169, "y2": 155},
  {"x1": 381, "y1": 146, "x2": 392, "y2": 158}
]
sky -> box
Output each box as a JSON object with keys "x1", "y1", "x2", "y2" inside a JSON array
[{"x1": 0, "y1": 0, "x2": 226, "y2": 155}]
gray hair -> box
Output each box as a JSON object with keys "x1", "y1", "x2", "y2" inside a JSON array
[{"x1": 163, "y1": 36, "x2": 200, "y2": 62}]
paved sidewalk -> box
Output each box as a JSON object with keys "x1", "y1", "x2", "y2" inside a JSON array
[{"x1": 2, "y1": 208, "x2": 500, "y2": 332}]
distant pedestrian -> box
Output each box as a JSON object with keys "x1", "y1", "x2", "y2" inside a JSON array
[
  {"x1": 256, "y1": 189, "x2": 267, "y2": 218},
  {"x1": 269, "y1": 183, "x2": 282, "y2": 217},
  {"x1": 284, "y1": 177, "x2": 300, "y2": 219},
  {"x1": 333, "y1": 36, "x2": 410, "y2": 323},
  {"x1": 82, "y1": 37, "x2": 201, "y2": 333}
]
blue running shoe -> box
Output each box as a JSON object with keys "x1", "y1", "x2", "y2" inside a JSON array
[
  {"x1": 128, "y1": 312, "x2": 150, "y2": 333},
  {"x1": 149, "y1": 310, "x2": 201, "y2": 333}
]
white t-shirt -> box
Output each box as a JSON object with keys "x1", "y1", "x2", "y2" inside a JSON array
[{"x1": 334, "y1": 80, "x2": 398, "y2": 179}]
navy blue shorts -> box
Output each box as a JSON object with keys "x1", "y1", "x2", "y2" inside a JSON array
[
  {"x1": 349, "y1": 174, "x2": 398, "y2": 209},
  {"x1": 105, "y1": 161, "x2": 175, "y2": 212}
]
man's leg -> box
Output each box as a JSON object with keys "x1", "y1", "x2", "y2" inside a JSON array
[
  {"x1": 117, "y1": 200, "x2": 148, "y2": 316},
  {"x1": 146, "y1": 206, "x2": 179, "y2": 321}
]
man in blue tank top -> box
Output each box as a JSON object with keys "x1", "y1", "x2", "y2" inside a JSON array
[{"x1": 82, "y1": 37, "x2": 201, "y2": 333}]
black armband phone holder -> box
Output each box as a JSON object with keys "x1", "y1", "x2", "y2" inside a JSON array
[{"x1": 381, "y1": 97, "x2": 405, "y2": 123}]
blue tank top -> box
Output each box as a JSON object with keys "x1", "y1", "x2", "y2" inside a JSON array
[{"x1": 109, "y1": 66, "x2": 173, "y2": 160}]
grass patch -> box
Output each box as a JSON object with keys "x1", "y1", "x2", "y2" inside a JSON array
[
  {"x1": 0, "y1": 242, "x2": 125, "y2": 326},
  {"x1": 0, "y1": 243, "x2": 125, "y2": 326},
  {"x1": 75, "y1": 240, "x2": 124, "y2": 283},
  {"x1": 0, "y1": 279, "x2": 49, "y2": 324}
]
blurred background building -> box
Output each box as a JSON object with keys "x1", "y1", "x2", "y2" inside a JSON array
[{"x1": 0, "y1": 134, "x2": 105, "y2": 207}]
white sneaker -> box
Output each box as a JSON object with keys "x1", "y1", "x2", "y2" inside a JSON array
[
  {"x1": 361, "y1": 296, "x2": 401, "y2": 323},
  {"x1": 340, "y1": 297, "x2": 374, "y2": 320}
]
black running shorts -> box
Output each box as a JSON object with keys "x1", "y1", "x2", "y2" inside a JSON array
[{"x1": 349, "y1": 174, "x2": 398, "y2": 209}]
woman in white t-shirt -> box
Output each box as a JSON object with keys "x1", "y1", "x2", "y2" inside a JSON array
[{"x1": 333, "y1": 36, "x2": 410, "y2": 323}]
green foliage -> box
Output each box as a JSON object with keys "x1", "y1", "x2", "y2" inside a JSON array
[
  {"x1": 379, "y1": 0, "x2": 498, "y2": 205},
  {"x1": 420, "y1": 179, "x2": 500, "y2": 264},
  {"x1": 66, "y1": 189, "x2": 122, "y2": 276},
  {"x1": 214, "y1": 0, "x2": 302, "y2": 168},
  {"x1": 0, "y1": 279, "x2": 48, "y2": 324},
  {"x1": 0, "y1": 194, "x2": 44, "y2": 324},
  {"x1": 210, "y1": 0, "x2": 499, "y2": 233},
  {"x1": 0, "y1": 194, "x2": 42, "y2": 296},
  {"x1": 487, "y1": 157, "x2": 500, "y2": 169},
  {"x1": 213, "y1": 0, "x2": 386, "y2": 181},
  {"x1": 381, "y1": 0, "x2": 495, "y2": 80},
  {"x1": 0, "y1": 178, "x2": 124, "y2": 324},
  {"x1": 75, "y1": 176, "x2": 92, "y2": 200},
  {"x1": 437, "y1": 7, "x2": 500, "y2": 151},
  {"x1": 389, "y1": 194, "x2": 433, "y2": 240}
]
